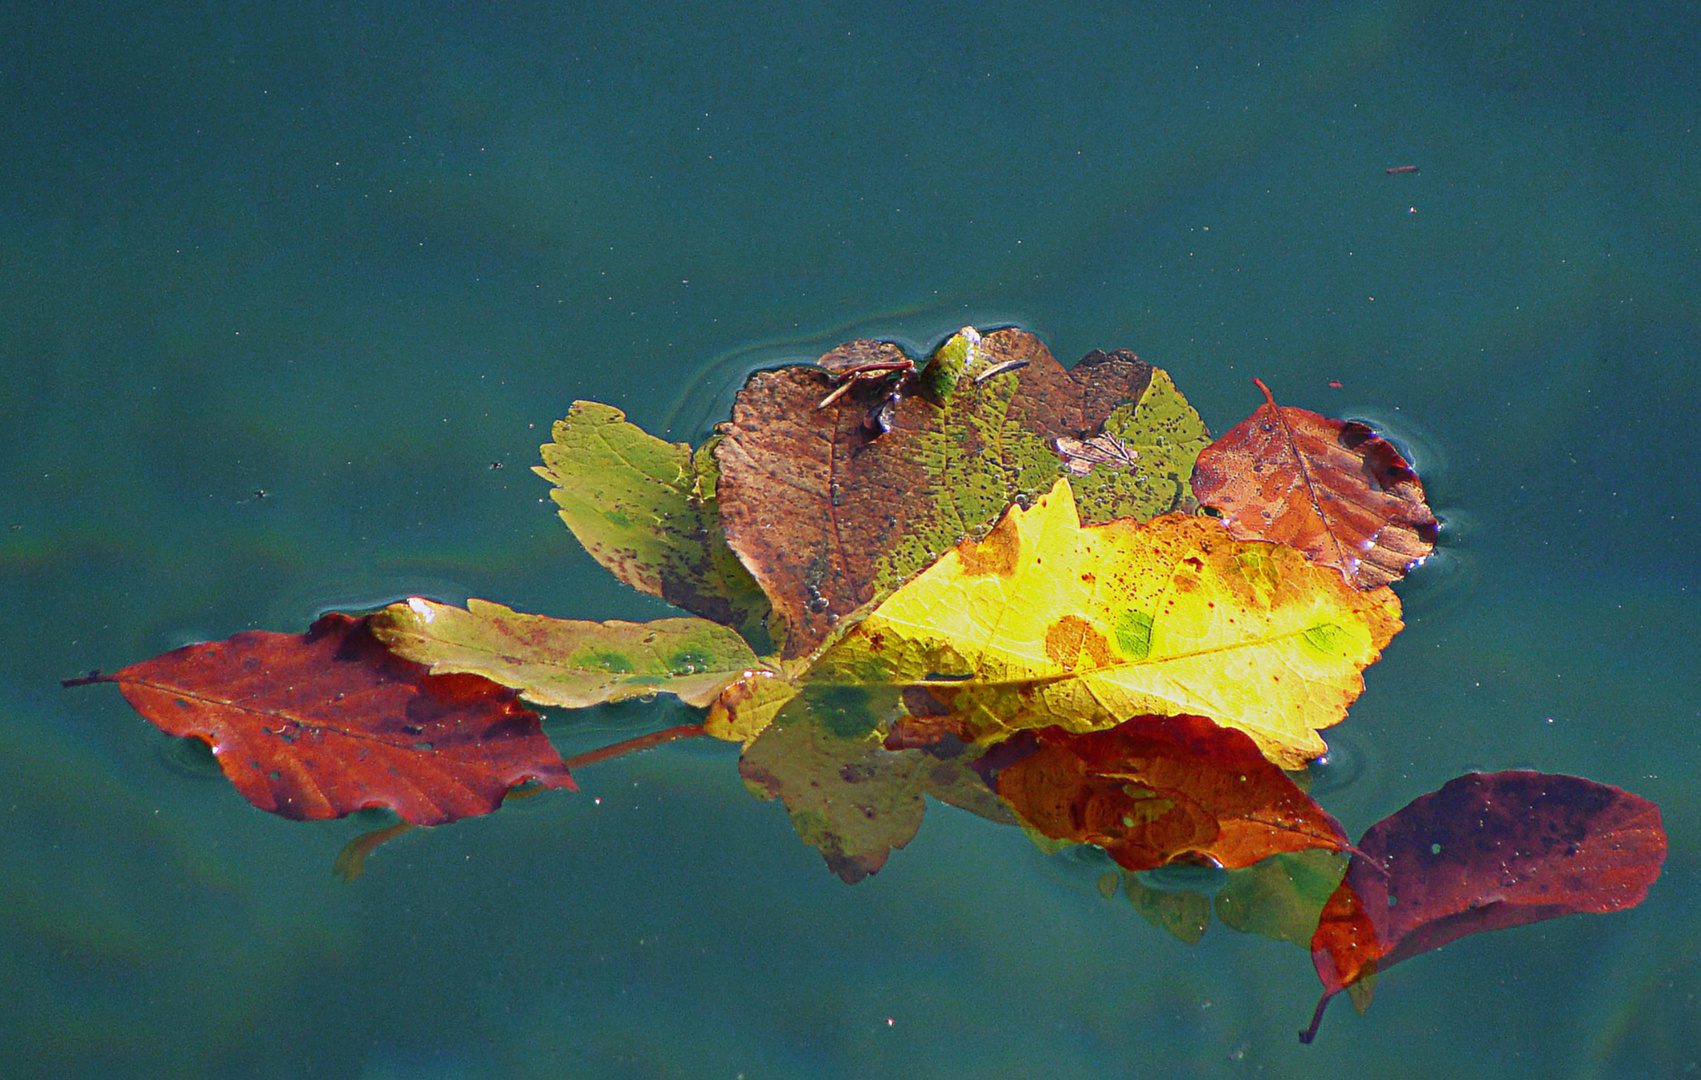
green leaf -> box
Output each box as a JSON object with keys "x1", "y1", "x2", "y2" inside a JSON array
[
  {"x1": 1070, "y1": 367, "x2": 1210, "y2": 523},
  {"x1": 1213, "y1": 849, "x2": 1349, "y2": 949},
  {"x1": 737, "y1": 685, "x2": 1014, "y2": 882},
  {"x1": 534, "y1": 401, "x2": 772, "y2": 650},
  {"x1": 371, "y1": 598, "x2": 762, "y2": 708}
]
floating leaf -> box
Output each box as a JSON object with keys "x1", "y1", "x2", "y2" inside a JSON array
[
  {"x1": 69, "y1": 614, "x2": 574, "y2": 825},
  {"x1": 738, "y1": 685, "x2": 1015, "y2": 882},
  {"x1": 535, "y1": 401, "x2": 772, "y2": 648},
  {"x1": 371, "y1": 597, "x2": 763, "y2": 708},
  {"x1": 994, "y1": 715, "x2": 1350, "y2": 872},
  {"x1": 715, "y1": 327, "x2": 1209, "y2": 657},
  {"x1": 789, "y1": 478, "x2": 1401, "y2": 768},
  {"x1": 1192, "y1": 379, "x2": 1439, "y2": 589},
  {"x1": 1301, "y1": 771, "x2": 1667, "y2": 1042}
]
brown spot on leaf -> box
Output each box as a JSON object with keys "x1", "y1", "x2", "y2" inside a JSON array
[
  {"x1": 1043, "y1": 615, "x2": 1111, "y2": 670},
  {"x1": 958, "y1": 514, "x2": 1022, "y2": 577}
]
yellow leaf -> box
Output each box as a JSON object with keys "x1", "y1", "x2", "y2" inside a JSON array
[{"x1": 805, "y1": 479, "x2": 1401, "y2": 768}]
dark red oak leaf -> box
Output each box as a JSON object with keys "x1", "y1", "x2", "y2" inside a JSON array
[
  {"x1": 1301, "y1": 770, "x2": 1666, "y2": 1042},
  {"x1": 69, "y1": 613, "x2": 575, "y2": 825},
  {"x1": 1191, "y1": 379, "x2": 1438, "y2": 589}
]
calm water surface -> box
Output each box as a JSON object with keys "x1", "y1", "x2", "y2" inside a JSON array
[{"x1": 4, "y1": 3, "x2": 1698, "y2": 1077}]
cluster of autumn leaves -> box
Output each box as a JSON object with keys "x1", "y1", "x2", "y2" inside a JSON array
[{"x1": 74, "y1": 327, "x2": 1665, "y2": 1041}]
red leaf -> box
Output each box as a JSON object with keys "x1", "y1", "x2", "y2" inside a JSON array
[
  {"x1": 1301, "y1": 771, "x2": 1666, "y2": 1042},
  {"x1": 994, "y1": 714, "x2": 1350, "y2": 873},
  {"x1": 80, "y1": 613, "x2": 575, "y2": 825},
  {"x1": 1191, "y1": 379, "x2": 1438, "y2": 589}
]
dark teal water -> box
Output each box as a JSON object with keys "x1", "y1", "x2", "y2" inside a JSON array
[{"x1": 4, "y1": 3, "x2": 1698, "y2": 1077}]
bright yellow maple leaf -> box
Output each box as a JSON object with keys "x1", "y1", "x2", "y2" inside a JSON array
[{"x1": 789, "y1": 478, "x2": 1401, "y2": 768}]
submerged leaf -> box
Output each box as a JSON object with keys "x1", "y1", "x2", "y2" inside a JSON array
[
  {"x1": 994, "y1": 715, "x2": 1350, "y2": 872},
  {"x1": 1191, "y1": 380, "x2": 1439, "y2": 589},
  {"x1": 705, "y1": 667, "x2": 800, "y2": 744},
  {"x1": 371, "y1": 597, "x2": 763, "y2": 708},
  {"x1": 738, "y1": 685, "x2": 1014, "y2": 882},
  {"x1": 1125, "y1": 875, "x2": 1213, "y2": 944},
  {"x1": 1214, "y1": 849, "x2": 1349, "y2": 949},
  {"x1": 1302, "y1": 771, "x2": 1667, "y2": 1042},
  {"x1": 715, "y1": 327, "x2": 1209, "y2": 658},
  {"x1": 75, "y1": 614, "x2": 574, "y2": 825},
  {"x1": 793, "y1": 478, "x2": 1401, "y2": 768},
  {"x1": 535, "y1": 401, "x2": 772, "y2": 647}
]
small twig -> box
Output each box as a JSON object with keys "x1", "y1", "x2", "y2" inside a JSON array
[
  {"x1": 973, "y1": 358, "x2": 1030, "y2": 383},
  {"x1": 1298, "y1": 993, "x2": 1333, "y2": 1043}
]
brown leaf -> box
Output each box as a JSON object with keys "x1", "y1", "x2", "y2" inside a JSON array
[
  {"x1": 73, "y1": 613, "x2": 574, "y2": 825},
  {"x1": 993, "y1": 714, "x2": 1350, "y2": 873},
  {"x1": 1191, "y1": 379, "x2": 1438, "y2": 589},
  {"x1": 1301, "y1": 771, "x2": 1666, "y2": 1042},
  {"x1": 715, "y1": 327, "x2": 1208, "y2": 657}
]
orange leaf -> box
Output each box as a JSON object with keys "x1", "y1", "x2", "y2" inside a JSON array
[
  {"x1": 993, "y1": 714, "x2": 1350, "y2": 873},
  {"x1": 1191, "y1": 379, "x2": 1438, "y2": 589}
]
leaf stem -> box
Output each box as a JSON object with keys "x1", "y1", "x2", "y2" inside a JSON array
[
  {"x1": 1298, "y1": 991, "x2": 1333, "y2": 1044},
  {"x1": 332, "y1": 723, "x2": 710, "y2": 880},
  {"x1": 561, "y1": 723, "x2": 707, "y2": 770}
]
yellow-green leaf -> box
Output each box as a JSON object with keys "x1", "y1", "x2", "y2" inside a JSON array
[
  {"x1": 801, "y1": 478, "x2": 1402, "y2": 768},
  {"x1": 371, "y1": 598, "x2": 762, "y2": 708},
  {"x1": 737, "y1": 685, "x2": 1015, "y2": 882},
  {"x1": 534, "y1": 401, "x2": 773, "y2": 650}
]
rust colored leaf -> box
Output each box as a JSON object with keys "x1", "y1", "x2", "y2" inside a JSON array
[
  {"x1": 1191, "y1": 379, "x2": 1439, "y2": 589},
  {"x1": 994, "y1": 714, "x2": 1350, "y2": 873},
  {"x1": 715, "y1": 326, "x2": 1209, "y2": 657},
  {"x1": 1301, "y1": 771, "x2": 1666, "y2": 1042},
  {"x1": 74, "y1": 613, "x2": 574, "y2": 825}
]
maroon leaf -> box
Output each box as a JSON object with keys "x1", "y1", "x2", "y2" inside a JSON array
[
  {"x1": 1301, "y1": 771, "x2": 1666, "y2": 1042},
  {"x1": 1191, "y1": 379, "x2": 1438, "y2": 589},
  {"x1": 71, "y1": 613, "x2": 575, "y2": 825}
]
